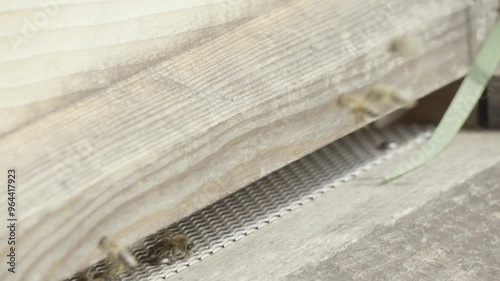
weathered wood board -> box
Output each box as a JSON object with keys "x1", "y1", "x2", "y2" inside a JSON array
[
  {"x1": 0, "y1": 0, "x2": 498, "y2": 280},
  {"x1": 0, "y1": 0, "x2": 286, "y2": 135}
]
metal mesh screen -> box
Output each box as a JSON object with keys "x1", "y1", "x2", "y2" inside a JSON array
[{"x1": 66, "y1": 124, "x2": 432, "y2": 281}]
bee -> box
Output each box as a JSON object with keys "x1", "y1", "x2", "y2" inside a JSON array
[
  {"x1": 145, "y1": 234, "x2": 194, "y2": 265},
  {"x1": 367, "y1": 83, "x2": 416, "y2": 109},
  {"x1": 98, "y1": 237, "x2": 138, "y2": 274},
  {"x1": 75, "y1": 264, "x2": 118, "y2": 281},
  {"x1": 78, "y1": 269, "x2": 118, "y2": 281},
  {"x1": 77, "y1": 237, "x2": 138, "y2": 281},
  {"x1": 388, "y1": 34, "x2": 424, "y2": 57},
  {"x1": 338, "y1": 94, "x2": 378, "y2": 122}
]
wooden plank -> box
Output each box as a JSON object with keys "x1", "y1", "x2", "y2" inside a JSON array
[
  {"x1": 168, "y1": 131, "x2": 500, "y2": 281},
  {"x1": 289, "y1": 164, "x2": 500, "y2": 280},
  {"x1": 0, "y1": 0, "x2": 286, "y2": 135},
  {"x1": 0, "y1": 0, "x2": 497, "y2": 280}
]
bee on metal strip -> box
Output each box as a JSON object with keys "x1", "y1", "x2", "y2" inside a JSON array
[{"x1": 144, "y1": 234, "x2": 194, "y2": 265}]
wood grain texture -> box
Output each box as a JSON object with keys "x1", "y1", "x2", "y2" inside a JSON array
[
  {"x1": 0, "y1": 0, "x2": 286, "y2": 135},
  {"x1": 168, "y1": 131, "x2": 500, "y2": 281},
  {"x1": 0, "y1": 0, "x2": 497, "y2": 280}
]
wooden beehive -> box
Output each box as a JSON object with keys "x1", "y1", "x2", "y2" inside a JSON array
[{"x1": 0, "y1": 1, "x2": 498, "y2": 280}]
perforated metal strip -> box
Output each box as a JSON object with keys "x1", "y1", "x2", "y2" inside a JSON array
[{"x1": 66, "y1": 124, "x2": 432, "y2": 281}]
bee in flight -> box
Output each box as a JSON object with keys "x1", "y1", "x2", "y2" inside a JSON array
[
  {"x1": 367, "y1": 83, "x2": 416, "y2": 109},
  {"x1": 388, "y1": 34, "x2": 424, "y2": 58},
  {"x1": 338, "y1": 94, "x2": 378, "y2": 122},
  {"x1": 77, "y1": 237, "x2": 138, "y2": 281}
]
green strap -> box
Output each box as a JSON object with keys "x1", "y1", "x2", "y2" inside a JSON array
[{"x1": 384, "y1": 19, "x2": 500, "y2": 183}]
